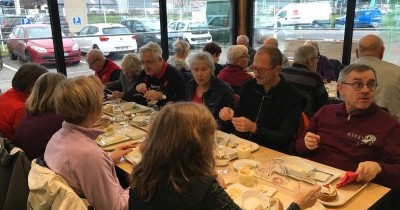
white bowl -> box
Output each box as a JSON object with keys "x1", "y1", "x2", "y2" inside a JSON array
[
  {"x1": 282, "y1": 156, "x2": 316, "y2": 178},
  {"x1": 240, "y1": 190, "x2": 269, "y2": 210}
]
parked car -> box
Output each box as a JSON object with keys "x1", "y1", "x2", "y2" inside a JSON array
[
  {"x1": 73, "y1": 23, "x2": 137, "y2": 56},
  {"x1": 168, "y1": 20, "x2": 212, "y2": 48},
  {"x1": 335, "y1": 8, "x2": 382, "y2": 28},
  {"x1": 32, "y1": 14, "x2": 70, "y2": 34},
  {"x1": 87, "y1": 6, "x2": 116, "y2": 15},
  {"x1": 120, "y1": 19, "x2": 161, "y2": 49},
  {"x1": 0, "y1": 0, "x2": 14, "y2": 6},
  {"x1": 207, "y1": 15, "x2": 230, "y2": 42},
  {"x1": 0, "y1": 15, "x2": 28, "y2": 37},
  {"x1": 6, "y1": 24, "x2": 80, "y2": 65}
]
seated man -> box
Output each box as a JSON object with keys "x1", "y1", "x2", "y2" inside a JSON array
[
  {"x1": 281, "y1": 45, "x2": 328, "y2": 117},
  {"x1": 86, "y1": 49, "x2": 121, "y2": 84},
  {"x1": 219, "y1": 46, "x2": 304, "y2": 154},
  {"x1": 135, "y1": 42, "x2": 186, "y2": 106},
  {"x1": 263, "y1": 37, "x2": 289, "y2": 67},
  {"x1": 304, "y1": 40, "x2": 336, "y2": 82},
  {"x1": 296, "y1": 63, "x2": 400, "y2": 190},
  {"x1": 237, "y1": 35, "x2": 256, "y2": 66}
]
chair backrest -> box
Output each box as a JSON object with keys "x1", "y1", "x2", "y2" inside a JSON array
[
  {"x1": 27, "y1": 159, "x2": 89, "y2": 210},
  {"x1": 297, "y1": 89, "x2": 314, "y2": 119}
]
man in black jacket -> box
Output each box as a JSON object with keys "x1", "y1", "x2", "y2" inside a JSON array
[{"x1": 219, "y1": 46, "x2": 305, "y2": 154}]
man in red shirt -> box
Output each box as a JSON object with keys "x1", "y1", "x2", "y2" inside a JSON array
[
  {"x1": 86, "y1": 49, "x2": 121, "y2": 84},
  {"x1": 0, "y1": 63, "x2": 48, "y2": 140}
]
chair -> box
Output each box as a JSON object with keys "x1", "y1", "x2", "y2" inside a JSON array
[{"x1": 27, "y1": 158, "x2": 90, "y2": 210}]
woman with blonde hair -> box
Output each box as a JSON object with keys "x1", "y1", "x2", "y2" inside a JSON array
[
  {"x1": 167, "y1": 39, "x2": 193, "y2": 82},
  {"x1": 129, "y1": 102, "x2": 320, "y2": 210},
  {"x1": 14, "y1": 72, "x2": 66, "y2": 160},
  {"x1": 44, "y1": 75, "x2": 132, "y2": 210},
  {"x1": 106, "y1": 53, "x2": 143, "y2": 101}
]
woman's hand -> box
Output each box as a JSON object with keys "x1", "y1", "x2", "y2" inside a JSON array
[{"x1": 110, "y1": 144, "x2": 135, "y2": 164}]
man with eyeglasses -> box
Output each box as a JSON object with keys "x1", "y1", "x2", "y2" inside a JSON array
[
  {"x1": 280, "y1": 45, "x2": 328, "y2": 118},
  {"x1": 296, "y1": 63, "x2": 400, "y2": 192},
  {"x1": 135, "y1": 42, "x2": 186, "y2": 106},
  {"x1": 353, "y1": 34, "x2": 400, "y2": 121},
  {"x1": 86, "y1": 49, "x2": 121, "y2": 84},
  {"x1": 219, "y1": 46, "x2": 305, "y2": 154}
]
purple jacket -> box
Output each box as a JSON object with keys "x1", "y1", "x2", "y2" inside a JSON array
[
  {"x1": 45, "y1": 122, "x2": 129, "y2": 210},
  {"x1": 296, "y1": 103, "x2": 400, "y2": 188}
]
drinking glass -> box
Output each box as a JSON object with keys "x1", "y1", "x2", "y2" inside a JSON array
[
  {"x1": 255, "y1": 156, "x2": 273, "y2": 179},
  {"x1": 214, "y1": 132, "x2": 229, "y2": 174}
]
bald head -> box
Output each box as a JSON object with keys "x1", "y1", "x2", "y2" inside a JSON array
[
  {"x1": 86, "y1": 49, "x2": 106, "y2": 72},
  {"x1": 263, "y1": 37, "x2": 278, "y2": 48},
  {"x1": 237, "y1": 35, "x2": 249, "y2": 47},
  {"x1": 356, "y1": 34, "x2": 385, "y2": 60}
]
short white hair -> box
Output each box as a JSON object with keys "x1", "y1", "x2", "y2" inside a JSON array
[
  {"x1": 139, "y1": 42, "x2": 163, "y2": 60},
  {"x1": 226, "y1": 45, "x2": 248, "y2": 64}
]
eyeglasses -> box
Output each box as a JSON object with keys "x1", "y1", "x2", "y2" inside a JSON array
[
  {"x1": 247, "y1": 65, "x2": 276, "y2": 74},
  {"x1": 341, "y1": 81, "x2": 378, "y2": 91},
  {"x1": 310, "y1": 55, "x2": 320, "y2": 60},
  {"x1": 89, "y1": 59, "x2": 98, "y2": 66}
]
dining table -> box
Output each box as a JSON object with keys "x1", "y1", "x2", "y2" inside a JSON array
[{"x1": 98, "y1": 101, "x2": 391, "y2": 210}]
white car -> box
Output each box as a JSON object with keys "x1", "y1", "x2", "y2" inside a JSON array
[
  {"x1": 168, "y1": 20, "x2": 212, "y2": 47},
  {"x1": 73, "y1": 23, "x2": 137, "y2": 56}
]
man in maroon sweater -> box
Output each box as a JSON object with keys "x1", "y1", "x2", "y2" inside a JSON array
[
  {"x1": 296, "y1": 63, "x2": 400, "y2": 191},
  {"x1": 86, "y1": 49, "x2": 121, "y2": 84}
]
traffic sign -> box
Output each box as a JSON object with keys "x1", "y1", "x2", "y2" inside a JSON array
[
  {"x1": 73, "y1": 17, "x2": 81, "y2": 25},
  {"x1": 21, "y1": 18, "x2": 31, "y2": 25}
]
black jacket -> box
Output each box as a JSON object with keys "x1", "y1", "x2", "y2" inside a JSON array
[
  {"x1": 185, "y1": 76, "x2": 234, "y2": 119},
  {"x1": 222, "y1": 77, "x2": 305, "y2": 154}
]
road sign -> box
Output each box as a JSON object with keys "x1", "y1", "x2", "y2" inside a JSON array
[
  {"x1": 73, "y1": 17, "x2": 81, "y2": 25},
  {"x1": 21, "y1": 18, "x2": 31, "y2": 25}
]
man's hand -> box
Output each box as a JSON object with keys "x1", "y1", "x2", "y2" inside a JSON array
[
  {"x1": 232, "y1": 117, "x2": 257, "y2": 133},
  {"x1": 215, "y1": 174, "x2": 226, "y2": 189},
  {"x1": 219, "y1": 107, "x2": 234, "y2": 121},
  {"x1": 355, "y1": 161, "x2": 382, "y2": 182},
  {"x1": 136, "y1": 83, "x2": 147, "y2": 94},
  {"x1": 110, "y1": 144, "x2": 135, "y2": 164},
  {"x1": 304, "y1": 132, "x2": 320, "y2": 150},
  {"x1": 144, "y1": 90, "x2": 163, "y2": 101}
]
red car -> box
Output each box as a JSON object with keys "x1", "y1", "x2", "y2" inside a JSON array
[{"x1": 7, "y1": 24, "x2": 80, "y2": 65}]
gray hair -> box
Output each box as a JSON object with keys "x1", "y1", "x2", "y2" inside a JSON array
[
  {"x1": 188, "y1": 52, "x2": 215, "y2": 72},
  {"x1": 139, "y1": 41, "x2": 163, "y2": 60},
  {"x1": 263, "y1": 37, "x2": 278, "y2": 47},
  {"x1": 304, "y1": 40, "x2": 319, "y2": 50},
  {"x1": 237, "y1": 35, "x2": 249, "y2": 46},
  {"x1": 121, "y1": 53, "x2": 143, "y2": 75},
  {"x1": 173, "y1": 40, "x2": 190, "y2": 56},
  {"x1": 338, "y1": 63, "x2": 377, "y2": 84},
  {"x1": 256, "y1": 46, "x2": 283, "y2": 67},
  {"x1": 294, "y1": 45, "x2": 318, "y2": 64},
  {"x1": 226, "y1": 45, "x2": 248, "y2": 64}
]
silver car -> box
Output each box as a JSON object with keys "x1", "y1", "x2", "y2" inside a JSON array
[{"x1": 73, "y1": 23, "x2": 137, "y2": 56}]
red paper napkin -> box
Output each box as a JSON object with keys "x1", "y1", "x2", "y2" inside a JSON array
[{"x1": 336, "y1": 171, "x2": 358, "y2": 188}]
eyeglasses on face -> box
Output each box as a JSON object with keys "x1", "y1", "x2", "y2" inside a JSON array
[
  {"x1": 247, "y1": 65, "x2": 276, "y2": 74},
  {"x1": 341, "y1": 81, "x2": 378, "y2": 91}
]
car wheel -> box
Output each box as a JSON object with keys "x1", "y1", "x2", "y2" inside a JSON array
[
  {"x1": 25, "y1": 52, "x2": 32, "y2": 62},
  {"x1": 9, "y1": 49, "x2": 17, "y2": 60}
]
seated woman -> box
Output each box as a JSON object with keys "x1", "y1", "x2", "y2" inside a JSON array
[
  {"x1": 14, "y1": 72, "x2": 66, "y2": 160},
  {"x1": 44, "y1": 75, "x2": 133, "y2": 210},
  {"x1": 217, "y1": 45, "x2": 253, "y2": 94},
  {"x1": 0, "y1": 63, "x2": 48, "y2": 140},
  {"x1": 167, "y1": 39, "x2": 192, "y2": 82},
  {"x1": 106, "y1": 53, "x2": 143, "y2": 101},
  {"x1": 129, "y1": 102, "x2": 321, "y2": 210},
  {"x1": 185, "y1": 52, "x2": 234, "y2": 119},
  {"x1": 203, "y1": 42, "x2": 224, "y2": 76}
]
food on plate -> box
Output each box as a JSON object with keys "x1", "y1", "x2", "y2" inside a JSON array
[
  {"x1": 226, "y1": 187, "x2": 242, "y2": 201},
  {"x1": 238, "y1": 165, "x2": 256, "y2": 187},
  {"x1": 124, "y1": 111, "x2": 132, "y2": 117},
  {"x1": 286, "y1": 163, "x2": 307, "y2": 173},
  {"x1": 269, "y1": 198, "x2": 283, "y2": 210},
  {"x1": 318, "y1": 184, "x2": 338, "y2": 202},
  {"x1": 104, "y1": 104, "x2": 113, "y2": 113},
  {"x1": 104, "y1": 126, "x2": 114, "y2": 133}
]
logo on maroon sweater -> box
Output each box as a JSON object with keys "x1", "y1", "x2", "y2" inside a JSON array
[
  {"x1": 361, "y1": 135, "x2": 377, "y2": 145},
  {"x1": 347, "y1": 133, "x2": 377, "y2": 146}
]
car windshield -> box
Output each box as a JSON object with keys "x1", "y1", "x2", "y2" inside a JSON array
[
  {"x1": 141, "y1": 21, "x2": 160, "y2": 31},
  {"x1": 26, "y1": 27, "x2": 53, "y2": 38},
  {"x1": 188, "y1": 23, "x2": 208, "y2": 30},
  {"x1": 102, "y1": 27, "x2": 131, "y2": 34}
]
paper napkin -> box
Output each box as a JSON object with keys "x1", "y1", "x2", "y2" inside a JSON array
[{"x1": 336, "y1": 171, "x2": 358, "y2": 188}]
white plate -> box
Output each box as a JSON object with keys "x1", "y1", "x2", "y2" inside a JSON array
[
  {"x1": 225, "y1": 183, "x2": 277, "y2": 206},
  {"x1": 318, "y1": 191, "x2": 346, "y2": 207},
  {"x1": 306, "y1": 202, "x2": 326, "y2": 210},
  {"x1": 281, "y1": 156, "x2": 316, "y2": 179},
  {"x1": 240, "y1": 190, "x2": 270, "y2": 210},
  {"x1": 233, "y1": 159, "x2": 260, "y2": 171}
]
